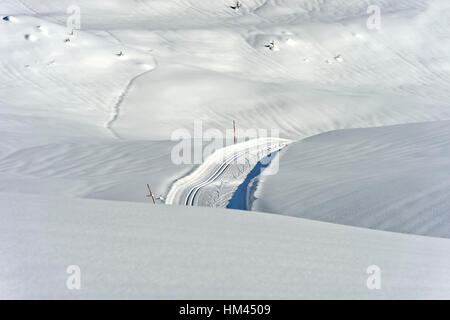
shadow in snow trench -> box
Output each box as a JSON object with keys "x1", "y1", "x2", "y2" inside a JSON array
[{"x1": 227, "y1": 151, "x2": 279, "y2": 211}]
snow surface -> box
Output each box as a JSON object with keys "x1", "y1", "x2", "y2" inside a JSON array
[
  {"x1": 2, "y1": 193, "x2": 450, "y2": 299},
  {"x1": 254, "y1": 121, "x2": 450, "y2": 238},
  {"x1": 1, "y1": 0, "x2": 450, "y2": 298}
]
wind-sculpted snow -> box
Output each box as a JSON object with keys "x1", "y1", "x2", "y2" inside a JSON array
[
  {"x1": 0, "y1": 139, "x2": 194, "y2": 203},
  {"x1": 1, "y1": 0, "x2": 450, "y2": 299},
  {"x1": 254, "y1": 121, "x2": 450, "y2": 238},
  {"x1": 1, "y1": 0, "x2": 450, "y2": 215},
  {"x1": 0, "y1": 14, "x2": 155, "y2": 140},
  {"x1": 4, "y1": 0, "x2": 450, "y2": 141},
  {"x1": 2, "y1": 193, "x2": 450, "y2": 299}
]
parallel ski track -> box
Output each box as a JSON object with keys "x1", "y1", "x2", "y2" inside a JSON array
[{"x1": 166, "y1": 138, "x2": 289, "y2": 207}]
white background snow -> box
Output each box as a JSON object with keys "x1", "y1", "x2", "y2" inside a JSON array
[{"x1": 1, "y1": 0, "x2": 450, "y2": 299}]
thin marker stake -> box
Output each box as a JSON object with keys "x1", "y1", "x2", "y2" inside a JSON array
[
  {"x1": 233, "y1": 120, "x2": 236, "y2": 144},
  {"x1": 147, "y1": 184, "x2": 156, "y2": 204}
]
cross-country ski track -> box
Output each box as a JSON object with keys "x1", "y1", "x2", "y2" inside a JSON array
[{"x1": 166, "y1": 137, "x2": 291, "y2": 208}]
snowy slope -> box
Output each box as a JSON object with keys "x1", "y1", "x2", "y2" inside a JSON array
[
  {"x1": 0, "y1": 139, "x2": 193, "y2": 202},
  {"x1": 1, "y1": 0, "x2": 450, "y2": 299},
  {"x1": 254, "y1": 120, "x2": 450, "y2": 238},
  {"x1": 2, "y1": 0, "x2": 450, "y2": 140},
  {"x1": 166, "y1": 137, "x2": 290, "y2": 207},
  {"x1": 0, "y1": 13, "x2": 155, "y2": 139},
  {"x1": 1, "y1": 0, "x2": 449, "y2": 207},
  {"x1": 88, "y1": 0, "x2": 450, "y2": 140},
  {"x1": 1, "y1": 193, "x2": 450, "y2": 299}
]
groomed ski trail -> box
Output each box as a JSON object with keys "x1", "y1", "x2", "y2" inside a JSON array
[{"x1": 166, "y1": 137, "x2": 290, "y2": 207}]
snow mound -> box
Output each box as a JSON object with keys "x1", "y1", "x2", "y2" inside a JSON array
[
  {"x1": 254, "y1": 121, "x2": 450, "y2": 238},
  {"x1": 1, "y1": 193, "x2": 450, "y2": 299}
]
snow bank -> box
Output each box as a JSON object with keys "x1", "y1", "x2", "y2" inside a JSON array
[
  {"x1": 1, "y1": 193, "x2": 450, "y2": 299},
  {"x1": 254, "y1": 121, "x2": 450, "y2": 238}
]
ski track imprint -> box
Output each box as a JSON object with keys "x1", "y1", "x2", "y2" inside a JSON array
[{"x1": 105, "y1": 68, "x2": 155, "y2": 139}]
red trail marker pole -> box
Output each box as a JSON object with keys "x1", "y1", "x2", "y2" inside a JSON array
[
  {"x1": 147, "y1": 184, "x2": 156, "y2": 204},
  {"x1": 233, "y1": 120, "x2": 236, "y2": 144}
]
